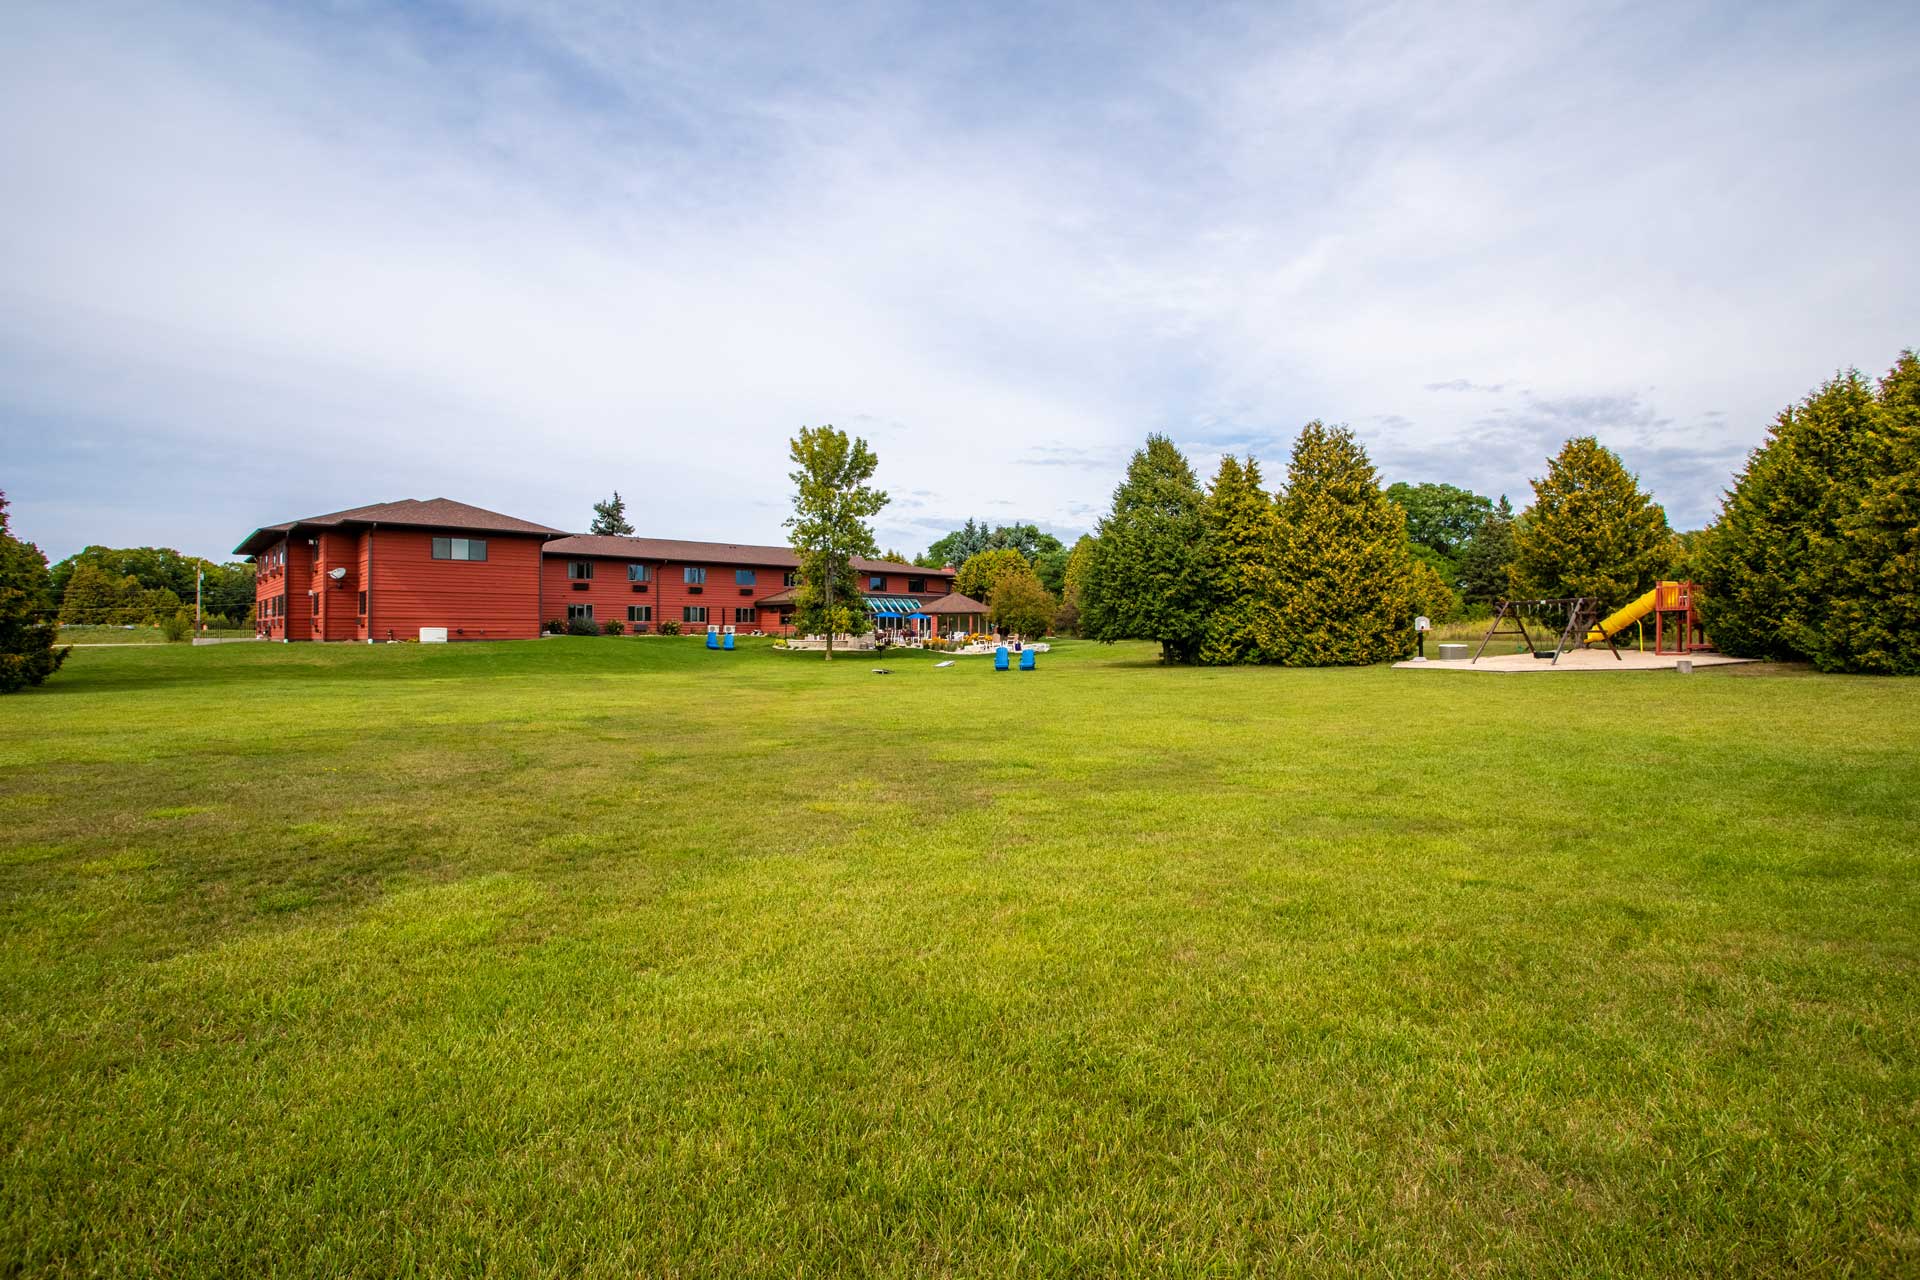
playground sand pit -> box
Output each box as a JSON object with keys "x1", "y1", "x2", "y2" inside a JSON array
[{"x1": 1395, "y1": 649, "x2": 1756, "y2": 673}]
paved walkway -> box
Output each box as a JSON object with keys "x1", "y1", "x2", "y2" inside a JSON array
[{"x1": 1395, "y1": 648, "x2": 1754, "y2": 673}]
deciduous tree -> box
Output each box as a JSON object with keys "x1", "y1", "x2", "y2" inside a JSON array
[
  {"x1": 987, "y1": 564, "x2": 1055, "y2": 638},
  {"x1": 785, "y1": 426, "x2": 887, "y2": 661},
  {"x1": 1385, "y1": 482, "x2": 1492, "y2": 558},
  {"x1": 954, "y1": 548, "x2": 1029, "y2": 603}
]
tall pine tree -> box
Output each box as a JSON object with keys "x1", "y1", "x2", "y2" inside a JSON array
[
  {"x1": 1456, "y1": 495, "x2": 1515, "y2": 604},
  {"x1": 1267, "y1": 422, "x2": 1416, "y2": 666},
  {"x1": 1697, "y1": 371, "x2": 1879, "y2": 660},
  {"x1": 1197, "y1": 455, "x2": 1282, "y2": 666},
  {"x1": 1511, "y1": 437, "x2": 1672, "y2": 607},
  {"x1": 1079, "y1": 435, "x2": 1209, "y2": 663},
  {"x1": 589, "y1": 491, "x2": 635, "y2": 536},
  {"x1": 1799, "y1": 352, "x2": 1920, "y2": 673}
]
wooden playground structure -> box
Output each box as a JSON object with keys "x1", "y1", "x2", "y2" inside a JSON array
[{"x1": 1473, "y1": 581, "x2": 1711, "y2": 666}]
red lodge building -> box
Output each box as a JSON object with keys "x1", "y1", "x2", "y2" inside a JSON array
[{"x1": 235, "y1": 498, "x2": 964, "y2": 642}]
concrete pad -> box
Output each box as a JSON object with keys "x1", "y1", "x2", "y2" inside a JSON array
[{"x1": 1393, "y1": 648, "x2": 1755, "y2": 673}]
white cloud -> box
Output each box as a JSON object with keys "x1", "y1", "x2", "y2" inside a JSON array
[{"x1": 1, "y1": 0, "x2": 1915, "y2": 558}]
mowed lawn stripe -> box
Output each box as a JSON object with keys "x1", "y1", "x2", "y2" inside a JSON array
[{"x1": 1, "y1": 638, "x2": 1916, "y2": 1275}]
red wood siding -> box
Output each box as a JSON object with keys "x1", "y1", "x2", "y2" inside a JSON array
[
  {"x1": 305, "y1": 529, "x2": 362, "y2": 642},
  {"x1": 539, "y1": 554, "x2": 951, "y2": 635},
  {"x1": 364, "y1": 530, "x2": 545, "y2": 641},
  {"x1": 253, "y1": 537, "x2": 314, "y2": 640}
]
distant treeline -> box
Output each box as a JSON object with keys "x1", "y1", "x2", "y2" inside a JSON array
[{"x1": 51, "y1": 546, "x2": 257, "y2": 628}]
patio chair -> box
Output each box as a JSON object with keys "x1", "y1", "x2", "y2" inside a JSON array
[
  {"x1": 723, "y1": 633, "x2": 735, "y2": 650},
  {"x1": 1019, "y1": 648, "x2": 1036, "y2": 671},
  {"x1": 994, "y1": 646, "x2": 1009, "y2": 671},
  {"x1": 705, "y1": 631, "x2": 718, "y2": 649}
]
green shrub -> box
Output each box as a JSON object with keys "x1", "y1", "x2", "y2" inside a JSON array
[
  {"x1": 543, "y1": 619, "x2": 564, "y2": 635},
  {"x1": 566, "y1": 616, "x2": 600, "y2": 637},
  {"x1": 602, "y1": 620, "x2": 625, "y2": 636},
  {"x1": 658, "y1": 620, "x2": 681, "y2": 636},
  {"x1": 160, "y1": 609, "x2": 192, "y2": 642}
]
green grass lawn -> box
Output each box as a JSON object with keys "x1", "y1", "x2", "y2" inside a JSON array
[{"x1": 2, "y1": 638, "x2": 1916, "y2": 1276}]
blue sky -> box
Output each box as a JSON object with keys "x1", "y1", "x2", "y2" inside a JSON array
[{"x1": 3, "y1": 0, "x2": 1916, "y2": 563}]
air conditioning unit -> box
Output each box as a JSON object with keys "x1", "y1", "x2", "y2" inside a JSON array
[
  {"x1": 419, "y1": 627, "x2": 448, "y2": 643},
  {"x1": 631, "y1": 583, "x2": 648, "y2": 593},
  {"x1": 571, "y1": 581, "x2": 589, "y2": 591},
  {"x1": 738, "y1": 587, "x2": 753, "y2": 596},
  {"x1": 688, "y1": 586, "x2": 703, "y2": 595}
]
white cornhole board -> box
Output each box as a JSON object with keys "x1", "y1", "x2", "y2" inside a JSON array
[{"x1": 420, "y1": 627, "x2": 448, "y2": 643}]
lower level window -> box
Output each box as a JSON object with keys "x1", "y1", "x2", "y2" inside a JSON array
[
  {"x1": 627, "y1": 606, "x2": 652, "y2": 622},
  {"x1": 682, "y1": 606, "x2": 707, "y2": 623},
  {"x1": 734, "y1": 608, "x2": 755, "y2": 623},
  {"x1": 568, "y1": 604, "x2": 593, "y2": 620},
  {"x1": 357, "y1": 591, "x2": 367, "y2": 615}
]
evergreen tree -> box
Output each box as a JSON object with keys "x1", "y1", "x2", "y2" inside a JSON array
[
  {"x1": 987, "y1": 563, "x2": 1056, "y2": 638},
  {"x1": 1408, "y1": 558, "x2": 1459, "y2": 625},
  {"x1": 785, "y1": 426, "x2": 887, "y2": 659},
  {"x1": 0, "y1": 492, "x2": 69, "y2": 693},
  {"x1": 1197, "y1": 455, "x2": 1283, "y2": 666},
  {"x1": 1809, "y1": 352, "x2": 1920, "y2": 673},
  {"x1": 923, "y1": 519, "x2": 991, "y2": 569},
  {"x1": 1268, "y1": 422, "x2": 1417, "y2": 666},
  {"x1": 1511, "y1": 437, "x2": 1672, "y2": 607},
  {"x1": 1079, "y1": 435, "x2": 1209, "y2": 663},
  {"x1": 1455, "y1": 496, "x2": 1516, "y2": 604},
  {"x1": 589, "y1": 491, "x2": 635, "y2": 536},
  {"x1": 954, "y1": 548, "x2": 1029, "y2": 604},
  {"x1": 1697, "y1": 371, "x2": 1879, "y2": 660}
]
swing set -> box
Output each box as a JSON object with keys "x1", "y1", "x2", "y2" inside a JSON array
[
  {"x1": 1472, "y1": 581, "x2": 1711, "y2": 666},
  {"x1": 1472, "y1": 597, "x2": 1616, "y2": 666}
]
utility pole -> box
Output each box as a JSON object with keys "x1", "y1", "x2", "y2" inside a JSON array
[{"x1": 196, "y1": 568, "x2": 203, "y2": 632}]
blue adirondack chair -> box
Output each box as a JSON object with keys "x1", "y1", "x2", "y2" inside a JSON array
[
  {"x1": 705, "y1": 631, "x2": 718, "y2": 649},
  {"x1": 1019, "y1": 648, "x2": 1036, "y2": 670},
  {"x1": 994, "y1": 646, "x2": 1009, "y2": 671},
  {"x1": 722, "y1": 632, "x2": 735, "y2": 650}
]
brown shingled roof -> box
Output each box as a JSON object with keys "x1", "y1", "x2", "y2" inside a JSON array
[
  {"x1": 234, "y1": 498, "x2": 565, "y2": 555},
  {"x1": 920, "y1": 591, "x2": 989, "y2": 614},
  {"x1": 543, "y1": 534, "x2": 949, "y2": 578}
]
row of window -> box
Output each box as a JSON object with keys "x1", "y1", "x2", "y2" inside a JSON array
[
  {"x1": 564, "y1": 561, "x2": 802, "y2": 587},
  {"x1": 564, "y1": 605, "x2": 759, "y2": 624},
  {"x1": 431, "y1": 537, "x2": 488, "y2": 561},
  {"x1": 873, "y1": 575, "x2": 929, "y2": 592}
]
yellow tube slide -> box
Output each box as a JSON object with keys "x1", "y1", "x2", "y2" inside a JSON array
[{"x1": 1585, "y1": 588, "x2": 1658, "y2": 642}]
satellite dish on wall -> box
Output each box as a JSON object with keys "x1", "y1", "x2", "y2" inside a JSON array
[{"x1": 328, "y1": 567, "x2": 348, "y2": 581}]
